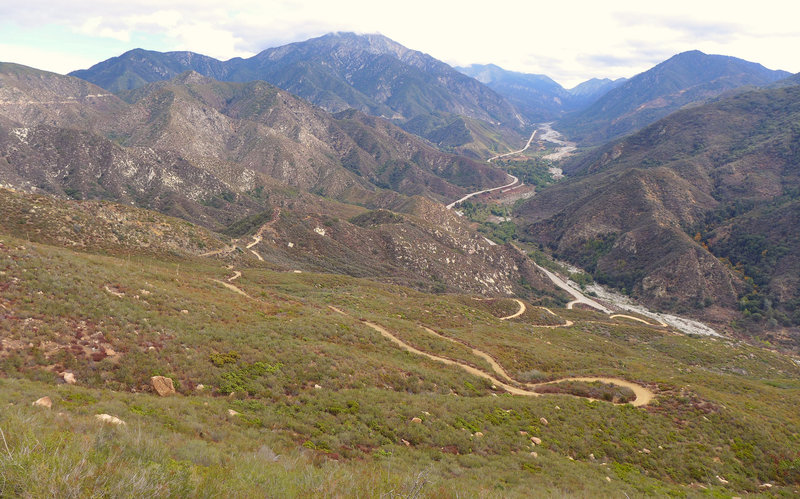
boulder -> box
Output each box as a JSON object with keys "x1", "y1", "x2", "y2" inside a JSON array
[
  {"x1": 32, "y1": 396, "x2": 52, "y2": 409},
  {"x1": 62, "y1": 372, "x2": 76, "y2": 384},
  {"x1": 227, "y1": 409, "x2": 240, "y2": 417},
  {"x1": 474, "y1": 432, "x2": 484, "y2": 437},
  {"x1": 95, "y1": 414, "x2": 125, "y2": 425},
  {"x1": 530, "y1": 436, "x2": 542, "y2": 445},
  {"x1": 150, "y1": 376, "x2": 175, "y2": 396},
  {"x1": 540, "y1": 417, "x2": 549, "y2": 426},
  {"x1": 411, "y1": 417, "x2": 422, "y2": 423}
]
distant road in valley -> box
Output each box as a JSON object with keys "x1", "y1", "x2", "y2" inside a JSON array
[
  {"x1": 487, "y1": 129, "x2": 538, "y2": 162},
  {"x1": 445, "y1": 173, "x2": 519, "y2": 209},
  {"x1": 445, "y1": 129, "x2": 541, "y2": 210}
]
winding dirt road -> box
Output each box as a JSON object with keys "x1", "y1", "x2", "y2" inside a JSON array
[
  {"x1": 329, "y1": 306, "x2": 653, "y2": 406},
  {"x1": 499, "y1": 299, "x2": 526, "y2": 320}
]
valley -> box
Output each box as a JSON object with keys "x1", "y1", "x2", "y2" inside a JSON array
[{"x1": 1, "y1": 28, "x2": 800, "y2": 498}]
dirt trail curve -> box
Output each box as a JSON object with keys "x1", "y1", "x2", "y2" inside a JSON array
[
  {"x1": 329, "y1": 306, "x2": 653, "y2": 406},
  {"x1": 499, "y1": 299, "x2": 526, "y2": 320},
  {"x1": 610, "y1": 314, "x2": 667, "y2": 327},
  {"x1": 210, "y1": 270, "x2": 250, "y2": 298}
]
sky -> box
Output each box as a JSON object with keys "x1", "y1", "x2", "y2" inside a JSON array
[{"x1": 1, "y1": 0, "x2": 798, "y2": 88}]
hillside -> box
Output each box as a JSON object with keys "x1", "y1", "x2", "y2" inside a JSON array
[
  {"x1": 2, "y1": 188, "x2": 800, "y2": 496},
  {"x1": 70, "y1": 33, "x2": 528, "y2": 158},
  {"x1": 518, "y1": 84, "x2": 800, "y2": 344},
  {"x1": 556, "y1": 50, "x2": 790, "y2": 145},
  {"x1": 0, "y1": 63, "x2": 511, "y2": 209},
  {"x1": 0, "y1": 62, "x2": 128, "y2": 129}
]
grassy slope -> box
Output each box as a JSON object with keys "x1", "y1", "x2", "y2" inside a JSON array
[{"x1": 2, "y1": 200, "x2": 800, "y2": 495}]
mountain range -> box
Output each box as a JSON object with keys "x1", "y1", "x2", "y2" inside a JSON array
[
  {"x1": 517, "y1": 83, "x2": 800, "y2": 343},
  {"x1": 0, "y1": 61, "x2": 563, "y2": 300},
  {"x1": 71, "y1": 33, "x2": 529, "y2": 158},
  {"x1": 556, "y1": 50, "x2": 791, "y2": 144},
  {"x1": 456, "y1": 63, "x2": 625, "y2": 122},
  {"x1": 3, "y1": 30, "x2": 800, "y2": 496}
]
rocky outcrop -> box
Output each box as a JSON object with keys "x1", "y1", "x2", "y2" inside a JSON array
[
  {"x1": 32, "y1": 396, "x2": 52, "y2": 409},
  {"x1": 150, "y1": 376, "x2": 176, "y2": 397}
]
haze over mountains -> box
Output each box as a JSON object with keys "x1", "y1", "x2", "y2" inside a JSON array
[{"x1": 456, "y1": 63, "x2": 625, "y2": 122}]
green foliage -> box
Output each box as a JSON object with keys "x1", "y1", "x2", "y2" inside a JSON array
[
  {"x1": 217, "y1": 361, "x2": 283, "y2": 395},
  {"x1": 208, "y1": 351, "x2": 240, "y2": 368},
  {"x1": 221, "y1": 209, "x2": 273, "y2": 238},
  {"x1": 496, "y1": 158, "x2": 555, "y2": 188}
]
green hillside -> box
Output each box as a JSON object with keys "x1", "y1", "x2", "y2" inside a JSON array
[{"x1": 1, "y1": 188, "x2": 800, "y2": 496}]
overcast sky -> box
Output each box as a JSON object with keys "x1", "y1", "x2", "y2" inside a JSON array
[{"x1": 1, "y1": 0, "x2": 797, "y2": 88}]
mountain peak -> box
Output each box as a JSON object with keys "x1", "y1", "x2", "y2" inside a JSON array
[
  {"x1": 172, "y1": 70, "x2": 215, "y2": 85},
  {"x1": 308, "y1": 31, "x2": 412, "y2": 59}
]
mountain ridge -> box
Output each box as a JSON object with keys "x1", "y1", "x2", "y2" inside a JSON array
[
  {"x1": 70, "y1": 32, "x2": 528, "y2": 158},
  {"x1": 556, "y1": 50, "x2": 790, "y2": 145}
]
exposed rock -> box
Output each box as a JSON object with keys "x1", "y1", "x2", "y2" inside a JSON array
[
  {"x1": 642, "y1": 448, "x2": 651, "y2": 454},
  {"x1": 227, "y1": 409, "x2": 239, "y2": 416},
  {"x1": 401, "y1": 439, "x2": 411, "y2": 446},
  {"x1": 540, "y1": 417, "x2": 549, "y2": 426},
  {"x1": 195, "y1": 384, "x2": 205, "y2": 391},
  {"x1": 62, "y1": 372, "x2": 76, "y2": 384},
  {"x1": 589, "y1": 453, "x2": 595, "y2": 460},
  {"x1": 605, "y1": 476, "x2": 611, "y2": 482},
  {"x1": 519, "y1": 431, "x2": 528, "y2": 435},
  {"x1": 411, "y1": 417, "x2": 422, "y2": 423},
  {"x1": 530, "y1": 436, "x2": 542, "y2": 445},
  {"x1": 716, "y1": 475, "x2": 729, "y2": 484},
  {"x1": 150, "y1": 375, "x2": 176, "y2": 396},
  {"x1": 95, "y1": 414, "x2": 125, "y2": 425},
  {"x1": 474, "y1": 432, "x2": 484, "y2": 437},
  {"x1": 530, "y1": 451, "x2": 538, "y2": 458},
  {"x1": 32, "y1": 396, "x2": 52, "y2": 409},
  {"x1": 313, "y1": 384, "x2": 322, "y2": 389}
]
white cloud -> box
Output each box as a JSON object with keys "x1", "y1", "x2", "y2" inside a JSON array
[
  {"x1": 0, "y1": 43, "x2": 101, "y2": 75},
  {"x1": 75, "y1": 17, "x2": 131, "y2": 42}
]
